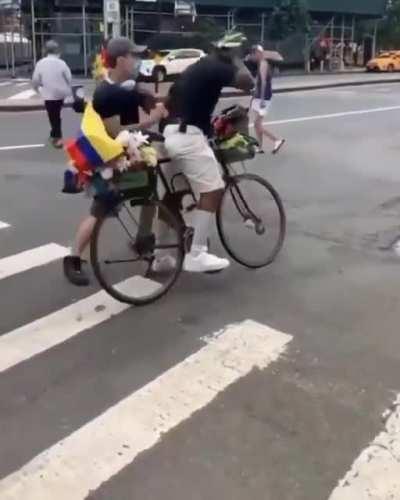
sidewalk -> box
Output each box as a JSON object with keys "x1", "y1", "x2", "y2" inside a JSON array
[{"x1": 1, "y1": 71, "x2": 399, "y2": 112}]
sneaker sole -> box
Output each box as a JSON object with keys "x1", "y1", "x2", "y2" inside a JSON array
[{"x1": 272, "y1": 139, "x2": 286, "y2": 155}]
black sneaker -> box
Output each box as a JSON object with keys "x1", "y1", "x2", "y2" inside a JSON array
[
  {"x1": 63, "y1": 256, "x2": 90, "y2": 287},
  {"x1": 50, "y1": 138, "x2": 63, "y2": 149}
]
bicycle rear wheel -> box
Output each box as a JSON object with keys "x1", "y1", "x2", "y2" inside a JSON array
[
  {"x1": 217, "y1": 173, "x2": 286, "y2": 268},
  {"x1": 91, "y1": 198, "x2": 184, "y2": 306}
]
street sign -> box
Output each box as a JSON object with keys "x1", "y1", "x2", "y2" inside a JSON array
[
  {"x1": 103, "y1": 0, "x2": 121, "y2": 38},
  {"x1": 105, "y1": 0, "x2": 120, "y2": 24}
]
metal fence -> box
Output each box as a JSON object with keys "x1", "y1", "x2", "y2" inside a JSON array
[{"x1": 3, "y1": 5, "x2": 375, "y2": 77}]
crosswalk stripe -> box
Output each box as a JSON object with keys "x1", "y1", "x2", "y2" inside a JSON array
[
  {"x1": 16, "y1": 82, "x2": 28, "y2": 87},
  {"x1": 8, "y1": 89, "x2": 36, "y2": 100},
  {"x1": 0, "y1": 144, "x2": 45, "y2": 151},
  {"x1": 0, "y1": 276, "x2": 162, "y2": 373},
  {"x1": 329, "y1": 394, "x2": 400, "y2": 499},
  {"x1": 0, "y1": 243, "x2": 69, "y2": 282},
  {"x1": 0, "y1": 81, "x2": 11, "y2": 87},
  {"x1": 0, "y1": 221, "x2": 10, "y2": 229},
  {"x1": 0, "y1": 320, "x2": 292, "y2": 500}
]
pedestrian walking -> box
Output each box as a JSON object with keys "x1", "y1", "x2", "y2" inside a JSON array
[
  {"x1": 249, "y1": 44, "x2": 285, "y2": 155},
  {"x1": 32, "y1": 40, "x2": 72, "y2": 149}
]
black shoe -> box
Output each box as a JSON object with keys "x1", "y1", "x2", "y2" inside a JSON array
[
  {"x1": 63, "y1": 256, "x2": 90, "y2": 287},
  {"x1": 50, "y1": 138, "x2": 63, "y2": 149}
]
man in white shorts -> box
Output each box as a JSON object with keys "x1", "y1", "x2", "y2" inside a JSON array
[
  {"x1": 160, "y1": 36, "x2": 253, "y2": 273},
  {"x1": 250, "y1": 44, "x2": 285, "y2": 154}
]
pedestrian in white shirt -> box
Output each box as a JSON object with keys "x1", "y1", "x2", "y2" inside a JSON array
[{"x1": 32, "y1": 40, "x2": 72, "y2": 148}]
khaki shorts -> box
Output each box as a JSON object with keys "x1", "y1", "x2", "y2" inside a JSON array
[{"x1": 163, "y1": 124, "x2": 225, "y2": 197}]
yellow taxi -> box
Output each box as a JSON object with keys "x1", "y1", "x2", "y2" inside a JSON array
[{"x1": 366, "y1": 51, "x2": 400, "y2": 72}]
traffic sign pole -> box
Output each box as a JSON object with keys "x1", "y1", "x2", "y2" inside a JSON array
[{"x1": 104, "y1": 0, "x2": 121, "y2": 39}]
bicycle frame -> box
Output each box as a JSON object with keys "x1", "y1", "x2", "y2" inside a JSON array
[{"x1": 154, "y1": 154, "x2": 260, "y2": 228}]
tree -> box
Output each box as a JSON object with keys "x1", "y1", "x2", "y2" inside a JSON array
[
  {"x1": 267, "y1": 0, "x2": 310, "y2": 41},
  {"x1": 377, "y1": 0, "x2": 400, "y2": 49}
]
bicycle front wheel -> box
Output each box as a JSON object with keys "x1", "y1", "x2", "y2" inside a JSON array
[
  {"x1": 217, "y1": 173, "x2": 286, "y2": 268},
  {"x1": 91, "y1": 198, "x2": 184, "y2": 306}
]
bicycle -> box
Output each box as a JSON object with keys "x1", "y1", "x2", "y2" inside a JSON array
[{"x1": 90, "y1": 132, "x2": 286, "y2": 306}]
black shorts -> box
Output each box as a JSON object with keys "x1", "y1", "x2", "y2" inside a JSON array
[{"x1": 90, "y1": 196, "x2": 119, "y2": 218}]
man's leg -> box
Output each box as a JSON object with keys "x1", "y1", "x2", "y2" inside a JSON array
[
  {"x1": 45, "y1": 100, "x2": 63, "y2": 148},
  {"x1": 164, "y1": 128, "x2": 229, "y2": 273},
  {"x1": 63, "y1": 215, "x2": 96, "y2": 287},
  {"x1": 63, "y1": 198, "x2": 106, "y2": 287},
  {"x1": 73, "y1": 215, "x2": 97, "y2": 257},
  {"x1": 182, "y1": 138, "x2": 229, "y2": 272},
  {"x1": 53, "y1": 100, "x2": 63, "y2": 142},
  {"x1": 253, "y1": 104, "x2": 285, "y2": 154},
  {"x1": 44, "y1": 101, "x2": 56, "y2": 139}
]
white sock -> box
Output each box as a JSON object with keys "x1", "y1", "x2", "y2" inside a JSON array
[{"x1": 191, "y1": 210, "x2": 212, "y2": 256}]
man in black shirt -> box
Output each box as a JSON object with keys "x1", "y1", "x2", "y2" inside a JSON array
[
  {"x1": 163, "y1": 42, "x2": 253, "y2": 273},
  {"x1": 64, "y1": 37, "x2": 157, "y2": 286}
]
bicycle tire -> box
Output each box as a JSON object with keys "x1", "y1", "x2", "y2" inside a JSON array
[
  {"x1": 216, "y1": 173, "x2": 286, "y2": 268},
  {"x1": 91, "y1": 198, "x2": 185, "y2": 306}
]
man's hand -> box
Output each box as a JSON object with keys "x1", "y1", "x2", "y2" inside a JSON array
[{"x1": 136, "y1": 85, "x2": 157, "y2": 114}]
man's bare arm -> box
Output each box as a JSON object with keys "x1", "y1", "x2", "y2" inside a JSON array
[
  {"x1": 232, "y1": 58, "x2": 254, "y2": 93},
  {"x1": 259, "y1": 59, "x2": 268, "y2": 106}
]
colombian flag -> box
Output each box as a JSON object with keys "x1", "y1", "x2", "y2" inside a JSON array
[{"x1": 65, "y1": 103, "x2": 124, "y2": 175}]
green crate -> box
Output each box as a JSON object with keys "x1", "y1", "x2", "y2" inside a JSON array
[
  {"x1": 216, "y1": 146, "x2": 256, "y2": 164},
  {"x1": 115, "y1": 169, "x2": 156, "y2": 199}
]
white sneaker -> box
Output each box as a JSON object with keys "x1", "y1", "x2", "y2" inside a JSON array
[
  {"x1": 151, "y1": 255, "x2": 177, "y2": 273},
  {"x1": 184, "y1": 249, "x2": 230, "y2": 273}
]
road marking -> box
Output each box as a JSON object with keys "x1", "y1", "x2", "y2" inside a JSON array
[
  {"x1": 0, "y1": 320, "x2": 292, "y2": 500},
  {"x1": 0, "y1": 243, "x2": 69, "y2": 282},
  {"x1": 0, "y1": 221, "x2": 10, "y2": 230},
  {"x1": 0, "y1": 144, "x2": 45, "y2": 151},
  {"x1": 0, "y1": 81, "x2": 11, "y2": 87},
  {"x1": 0, "y1": 276, "x2": 162, "y2": 374},
  {"x1": 16, "y1": 82, "x2": 28, "y2": 87},
  {"x1": 266, "y1": 105, "x2": 400, "y2": 126},
  {"x1": 8, "y1": 89, "x2": 36, "y2": 100},
  {"x1": 329, "y1": 394, "x2": 400, "y2": 499}
]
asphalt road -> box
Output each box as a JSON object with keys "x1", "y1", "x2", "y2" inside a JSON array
[{"x1": 1, "y1": 83, "x2": 400, "y2": 499}]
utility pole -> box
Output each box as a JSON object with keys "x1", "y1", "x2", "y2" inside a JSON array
[
  {"x1": 31, "y1": 0, "x2": 37, "y2": 65},
  {"x1": 103, "y1": 0, "x2": 121, "y2": 39}
]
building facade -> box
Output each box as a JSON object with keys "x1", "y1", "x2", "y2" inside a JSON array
[{"x1": 19, "y1": 0, "x2": 388, "y2": 73}]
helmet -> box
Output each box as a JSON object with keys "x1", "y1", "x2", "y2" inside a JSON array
[{"x1": 213, "y1": 31, "x2": 247, "y2": 49}]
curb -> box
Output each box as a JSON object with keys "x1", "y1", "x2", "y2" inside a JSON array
[{"x1": 1, "y1": 77, "x2": 400, "y2": 112}]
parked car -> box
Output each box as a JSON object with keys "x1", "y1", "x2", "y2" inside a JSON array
[
  {"x1": 140, "y1": 48, "x2": 205, "y2": 82},
  {"x1": 366, "y1": 51, "x2": 400, "y2": 72}
]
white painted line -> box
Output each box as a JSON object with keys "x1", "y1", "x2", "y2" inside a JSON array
[
  {"x1": 0, "y1": 81, "x2": 11, "y2": 87},
  {"x1": 0, "y1": 144, "x2": 45, "y2": 151},
  {"x1": 266, "y1": 105, "x2": 400, "y2": 126},
  {"x1": 8, "y1": 89, "x2": 36, "y2": 100},
  {"x1": 0, "y1": 243, "x2": 69, "y2": 282},
  {"x1": 0, "y1": 275, "x2": 162, "y2": 374},
  {"x1": 16, "y1": 82, "x2": 28, "y2": 87},
  {"x1": 0, "y1": 320, "x2": 292, "y2": 500},
  {"x1": 329, "y1": 394, "x2": 400, "y2": 500},
  {"x1": 0, "y1": 221, "x2": 10, "y2": 230}
]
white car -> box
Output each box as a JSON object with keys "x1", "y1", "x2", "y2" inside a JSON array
[{"x1": 140, "y1": 49, "x2": 205, "y2": 82}]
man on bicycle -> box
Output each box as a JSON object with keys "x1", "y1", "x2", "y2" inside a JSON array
[
  {"x1": 161, "y1": 33, "x2": 254, "y2": 273},
  {"x1": 63, "y1": 37, "x2": 161, "y2": 286}
]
